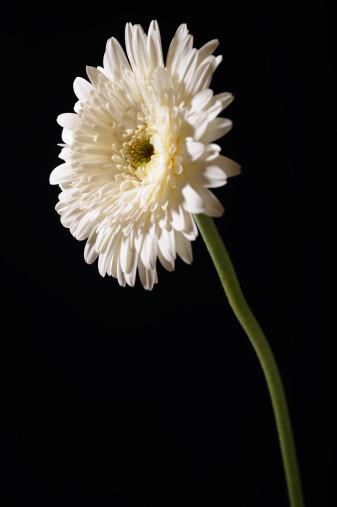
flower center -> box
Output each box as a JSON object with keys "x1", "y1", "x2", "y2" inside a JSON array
[
  {"x1": 133, "y1": 137, "x2": 155, "y2": 166},
  {"x1": 123, "y1": 132, "x2": 155, "y2": 170}
]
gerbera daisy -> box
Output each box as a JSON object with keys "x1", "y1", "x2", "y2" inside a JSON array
[{"x1": 50, "y1": 21, "x2": 240, "y2": 289}]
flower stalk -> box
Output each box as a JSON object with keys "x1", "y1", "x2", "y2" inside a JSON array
[{"x1": 194, "y1": 213, "x2": 304, "y2": 507}]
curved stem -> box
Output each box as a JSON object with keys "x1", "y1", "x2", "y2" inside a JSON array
[{"x1": 194, "y1": 214, "x2": 304, "y2": 507}]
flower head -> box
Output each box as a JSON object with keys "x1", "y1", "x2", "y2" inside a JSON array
[{"x1": 50, "y1": 21, "x2": 240, "y2": 289}]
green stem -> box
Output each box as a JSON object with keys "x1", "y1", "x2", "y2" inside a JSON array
[{"x1": 194, "y1": 214, "x2": 304, "y2": 507}]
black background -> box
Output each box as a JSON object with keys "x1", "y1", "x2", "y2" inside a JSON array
[{"x1": 0, "y1": 1, "x2": 334, "y2": 506}]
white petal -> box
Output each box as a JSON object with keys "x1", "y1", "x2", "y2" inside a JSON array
[
  {"x1": 185, "y1": 161, "x2": 227, "y2": 189},
  {"x1": 188, "y1": 111, "x2": 209, "y2": 141},
  {"x1": 125, "y1": 260, "x2": 138, "y2": 287},
  {"x1": 181, "y1": 212, "x2": 198, "y2": 240},
  {"x1": 50, "y1": 163, "x2": 72, "y2": 185},
  {"x1": 216, "y1": 155, "x2": 241, "y2": 177},
  {"x1": 186, "y1": 61, "x2": 213, "y2": 95},
  {"x1": 61, "y1": 128, "x2": 73, "y2": 144},
  {"x1": 86, "y1": 66, "x2": 105, "y2": 87},
  {"x1": 190, "y1": 89, "x2": 213, "y2": 112},
  {"x1": 138, "y1": 257, "x2": 157, "y2": 291},
  {"x1": 154, "y1": 67, "x2": 173, "y2": 94},
  {"x1": 72, "y1": 210, "x2": 100, "y2": 241},
  {"x1": 57, "y1": 113, "x2": 78, "y2": 130},
  {"x1": 104, "y1": 37, "x2": 130, "y2": 81},
  {"x1": 158, "y1": 227, "x2": 176, "y2": 262},
  {"x1": 73, "y1": 77, "x2": 93, "y2": 101},
  {"x1": 182, "y1": 138, "x2": 205, "y2": 162},
  {"x1": 158, "y1": 249, "x2": 175, "y2": 271},
  {"x1": 132, "y1": 25, "x2": 151, "y2": 73},
  {"x1": 166, "y1": 24, "x2": 192, "y2": 75},
  {"x1": 98, "y1": 233, "x2": 120, "y2": 277},
  {"x1": 170, "y1": 202, "x2": 185, "y2": 231},
  {"x1": 198, "y1": 188, "x2": 224, "y2": 217},
  {"x1": 202, "y1": 117, "x2": 232, "y2": 144},
  {"x1": 197, "y1": 39, "x2": 219, "y2": 62},
  {"x1": 117, "y1": 255, "x2": 126, "y2": 287},
  {"x1": 84, "y1": 230, "x2": 99, "y2": 264},
  {"x1": 140, "y1": 232, "x2": 157, "y2": 270},
  {"x1": 175, "y1": 232, "x2": 193, "y2": 264},
  {"x1": 181, "y1": 183, "x2": 205, "y2": 214},
  {"x1": 147, "y1": 20, "x2": 164, "y2": 69},
  {"x1": 202, "y1": 165, "x2": 227, "y2": 188}
]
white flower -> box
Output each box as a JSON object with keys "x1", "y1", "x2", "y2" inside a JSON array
[{"x1": 50, "y1": 21, "x2": 240, "y2": 290}]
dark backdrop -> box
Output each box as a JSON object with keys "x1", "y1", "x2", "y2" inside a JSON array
[{"x1": 0, "y1": 1, "x2": 334, "y2": 506}]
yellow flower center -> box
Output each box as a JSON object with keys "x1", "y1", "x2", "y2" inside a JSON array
[
  {"x1": 133, "y1": 137, "x2": 155, "y2": 166},
  {"x1": 123, "y1": 131, "x2": 155, "y2": 170},
  {"x1": 119, "y1": 125, "x2": 160, "y2": 181}
]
